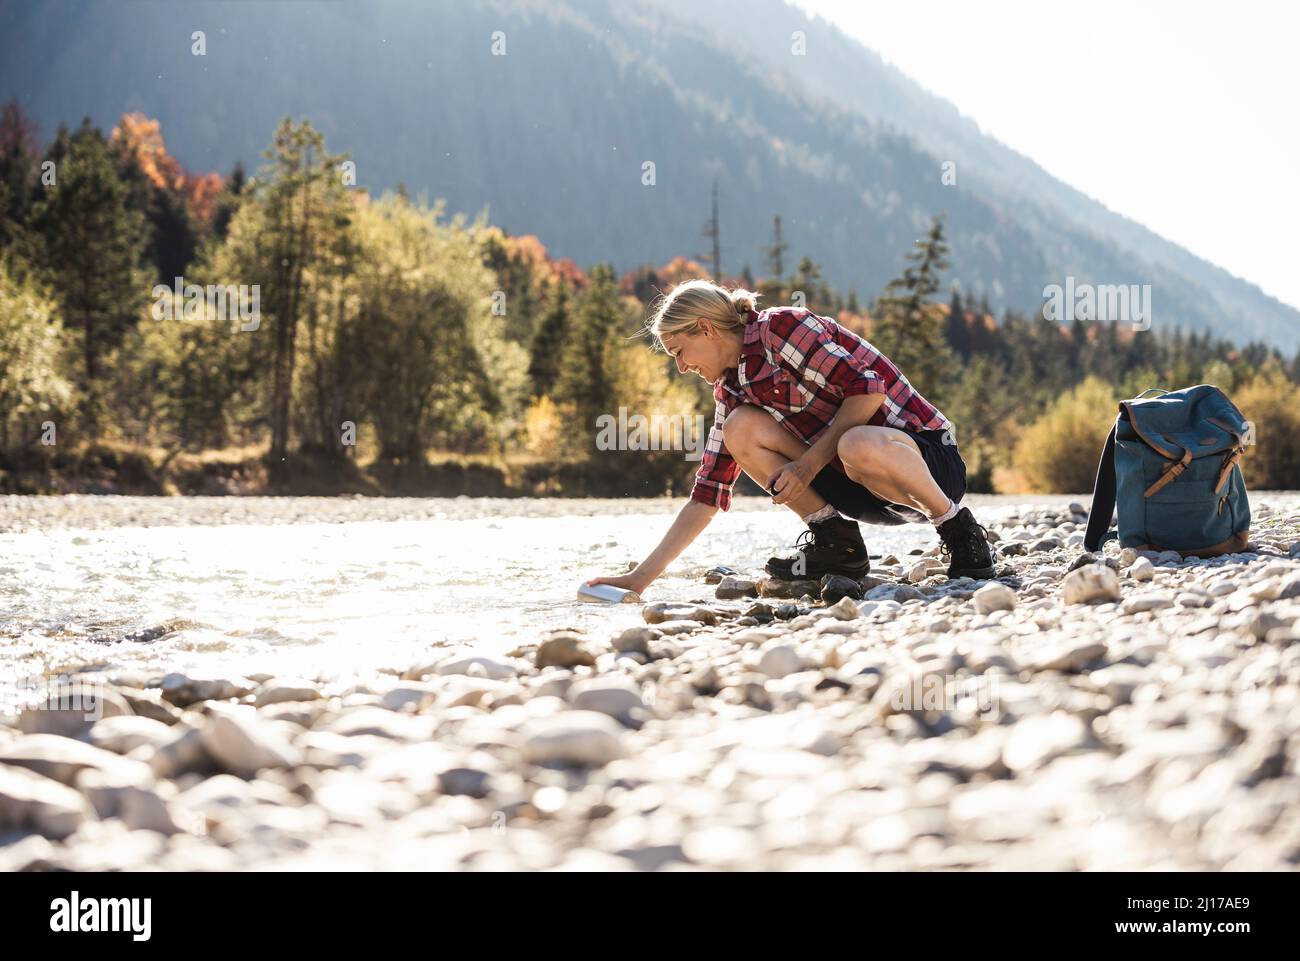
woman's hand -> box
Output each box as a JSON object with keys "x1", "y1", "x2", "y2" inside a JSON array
[
  {"x1": 585, "y1": 571, "x2": 652, "y2": 595},
  {"x1": 765, "y1": 456, "x2": 819, "y2": 506}
]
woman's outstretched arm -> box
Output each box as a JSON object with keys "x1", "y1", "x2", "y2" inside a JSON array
[{"x1": 586, "y1": 498, "x2": 718, "y2": 594}]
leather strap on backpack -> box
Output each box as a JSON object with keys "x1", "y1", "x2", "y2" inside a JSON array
[
  {"x1": 1143, "y1": 449, "x2": 1192, "y2": 497},
  {"x1": 1215, "y1": 446, "x2": 1245, "y2": 494},
  {"x1": 1084, "y1": 421, "x2": 1118, "y2": 552}
]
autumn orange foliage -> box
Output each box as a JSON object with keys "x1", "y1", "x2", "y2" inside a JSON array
[{"x1": 111, "y1": 112, "x2": 224, "y2": 226}]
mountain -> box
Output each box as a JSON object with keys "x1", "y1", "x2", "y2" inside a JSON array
[{"x1": 2, "y1": 0, "x2": 1296, "y2": 348}]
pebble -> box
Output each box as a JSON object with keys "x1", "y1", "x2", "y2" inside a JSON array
[
  {"x1": 159, "y1": 673, "x2": 255, "y2": 708},
  {"x1": 1128, "y1": 557, "x2": 1155, "y2": 581},
  {"x1": 0, "y1": 734, "x2": 153, "y2": 787},
  {"x1": 535, "y1": 633, "x2": 598, "y2": 669},
  {"x1": 611, "y1": 626, "x2": 653, "y2": 655},
  {"x1": 820, "y1": 574, "x2": 864, "y2": 603},
  {"x1": 0, "y1": 765, "x2": 93, "y2": 839},
  {"x1": 18, "y1": 687, "x2": 132, "y2": 738},
  {"x1": 435, "y1": 654, "x2": 517, "y2": 681},
  {"x1": 89, "y1": 715, "x2": 177, "y2": 754},
  {"x1": 519, "y1": 711, "x2": 626, "y2": 766},
  {"x1": 715, "y1": 576, "x2": 758, "y2": 600},
  {"x1": 973, "y1": 582, "x2": 1017, "y2": 614},
  {"x1": 199, "y1": 706, "x2": 301, "y2": 772},
  {"x1": 756, "y1": 644, "x2": 803, "y2": 679},
  {"x1": 758, "y1": 577, "x2": 821, "y2": 599},
  {"x1": 1062, "y1": 563, "x2": 1121, "y2": 604},
  {"x1": 252, "y1": 678, "x2": 324, "y2": 706},
  {"x1": 568, "y1": 677, "x2": 647, "y2": 725},
  {"x1": 641, "y1": 603, "x2": 718, "y2": 625},
  {"x1": 825, "y1": 595, "x2": 861, "y2": 620},
  {"x1": 1002, "y1": 712, "x2": 1089, "y2": 772},
  {"x1": 1028, "y1": 640, "x2": 1108, "y2": 673},
  {"x1": 78, "y1": 772, "x2": 180, "y2": 835},
  {"x1": 1121, "y1": 592, "x2": 1176, "y2": 614}
]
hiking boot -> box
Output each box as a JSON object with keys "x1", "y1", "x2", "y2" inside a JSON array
[
  {"x1": 937, "y1": 507, "x2": 996, "y2": 579},
  {"x1": 766, "y1": 515, "x2": 870, "y2": 580}
]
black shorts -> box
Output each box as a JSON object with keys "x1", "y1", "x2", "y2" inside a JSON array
[{"x1": 810, "y1": 428, "x2": 967, "y2": 526}]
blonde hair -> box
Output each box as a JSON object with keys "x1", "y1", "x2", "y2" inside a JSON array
[{"x1": 645, "y1": 279, "x2": 759, "y2": 351}]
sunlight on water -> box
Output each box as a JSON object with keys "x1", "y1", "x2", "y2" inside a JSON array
[{"x1": 0, "y1": 499, "x2": 935, "y2": 698}]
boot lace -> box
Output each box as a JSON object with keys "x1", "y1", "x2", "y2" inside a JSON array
[
  {"x1": 941, "y1": 519, "x2": 991, "y2": 561},
  {"x1": 789, "y1": 527, "x2": 821, "y2": 556}
]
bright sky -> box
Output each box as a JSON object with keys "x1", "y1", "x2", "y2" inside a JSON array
[{"x1": 793, "y1": 0, "x2": 1300, "y2": 312}]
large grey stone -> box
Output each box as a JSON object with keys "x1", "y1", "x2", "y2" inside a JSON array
[
  {"x1": 89, "y1": 715, "x2": 177, "y2": 755},
  {"x1": 18, "y1": 685, "x2": 132, "y2": 738},
  {"x1": 569, "y1": 677, "x2": 646, "y2": 725},
  {"x1": 520, "y1": 711, "x2": 626, "y2": 766},
  {"x1": 0, "y1": 734, "x2": 153, "y2": 786},
  {"x1": 199, "y1": 706, "x2": 300, "y2": 772},
  {"x1": 159, "y1": 673, "x2": 255, "y2": 708},
  {"x1": 0, "y1": 764, "x2": 94, "y2": 839},
  {"x1": 434, "y1": 654, "x2": 517, "y2": 681},
  {"x1": 253, "y1": 678, "x2": 323, "y2": 707}
]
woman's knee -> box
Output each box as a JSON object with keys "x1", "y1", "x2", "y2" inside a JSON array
[
  {"x1": 837, "y1": 427, "x2": 894, "y2": 477},
  {"x1": 722, "y1": 405, "x2": 771, "y2": 451}
]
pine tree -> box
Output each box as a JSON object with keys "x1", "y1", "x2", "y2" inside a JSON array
[
  {"x1": 945, "y1": 287, "x2": 969, "y2": 357},
  {"x1": 870, "y1": 216, "x2": 954, "y2": 393},
  {"x1": 697, "y1": 179, "x2": 721, "y2": 280},
  {"x1": 211, "y1": 161, "x2": 246, "y2": 240},
  {"x1": 0, "y1": 100, "x2": 40, "y2": 243},
  {"x1": 554, "y1": 263, "x2": 627, "y2": 435},
  {"x1": 759, "y1": 215, "x2": 788, "y2": 306},
  {"x1": 527, "y1": 280, "x2": 570, "y2": 398},
  {"x1": 790, "y1": 255, "x2": 830, "y2": 313},
  {"x1": 765, "y1": 215, "x2": 786, "y2": 278},
  {"x1": 29, "y1": 120, "x2": 145, "y2": 431}
]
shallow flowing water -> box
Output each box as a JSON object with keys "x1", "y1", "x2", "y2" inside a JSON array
[
  {"x1": 0, "y1": 492, "x2": 1111, "y2": 706},
  {"x1": 0, "y1": 495, "x2": 968, "y2": 705}
]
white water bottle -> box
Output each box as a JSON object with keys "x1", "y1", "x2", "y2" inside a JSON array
[{"x1": 577, "y1": 582, "x2": 642, "y2": 604}]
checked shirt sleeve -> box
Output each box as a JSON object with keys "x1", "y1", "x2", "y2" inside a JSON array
[
  {"x1": 689, "y1": 396, "x2": 740, "y2": 510},
  {"x1": 764, "y1": 310, "x2": 885, "y2": 399}
]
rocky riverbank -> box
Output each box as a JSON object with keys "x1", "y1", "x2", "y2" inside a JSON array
[{"x1": 3, "y1": 498, "x2": 1299, "y2": 870}]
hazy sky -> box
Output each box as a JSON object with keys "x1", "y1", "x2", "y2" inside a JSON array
[{"x1": 794, "y1": 0, "x2": 1300, "y2": 313}]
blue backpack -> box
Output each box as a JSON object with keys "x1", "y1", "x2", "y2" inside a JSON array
[{"x1": 1084, "y1": 385, "x2": 1251, "y2": 557}]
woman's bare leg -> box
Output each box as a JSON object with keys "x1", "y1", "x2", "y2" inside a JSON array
[
  {"x1": 722, "y1": 405, "x2": 828, "y2": 518},
  {"x1": 836, "y1": 425, "x2": 951, "y2": 519}
]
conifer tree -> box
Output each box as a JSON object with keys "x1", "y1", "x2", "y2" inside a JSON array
[
  {"x1": 870, "y1": 216, "x2": 953, "y2": 391},
  {"x1": 29, "y1": 120, "x2": 145, "y2": 431}
]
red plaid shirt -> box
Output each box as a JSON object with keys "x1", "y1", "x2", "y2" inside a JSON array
[{"x1": 690, "y1": 306, "x2": 953, "y2": 510}]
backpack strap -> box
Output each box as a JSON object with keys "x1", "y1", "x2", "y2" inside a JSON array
[
  {"x1": 1214, "y1": 446, "x2": 1245, "y2": 494},
  {"x1": 1143, "y1": 449, "x2": 1192, "y2": 497},
  {"x1": 1084, "y1": 420, "x2": 1119, "y2": 552}
]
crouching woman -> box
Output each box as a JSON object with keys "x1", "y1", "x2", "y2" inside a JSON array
[{"x1": 586, "y1": 280, "x2": 994, "y2": 595}]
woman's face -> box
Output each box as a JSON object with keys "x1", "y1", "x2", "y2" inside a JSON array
[{"x1": 661, "y1": 319, "x2": 733, "y2": 384}]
